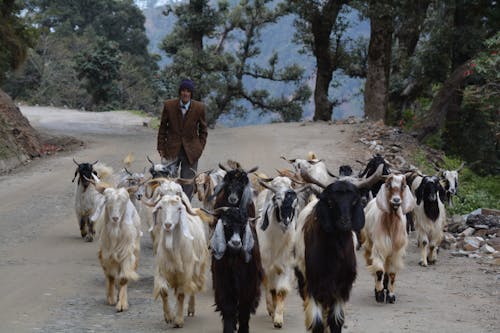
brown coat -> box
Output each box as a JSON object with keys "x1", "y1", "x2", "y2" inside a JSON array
[{"x1": 157, "y1": 98, "x2": 208, "y2": 165}]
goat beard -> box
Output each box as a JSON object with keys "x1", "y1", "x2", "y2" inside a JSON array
[{"x1": 164, "y1": 232, "x2": 174, "y2": 250}]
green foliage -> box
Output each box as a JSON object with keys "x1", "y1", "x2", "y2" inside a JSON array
[
  {"x1": 448, "y1": 168, "x2": 500, "y2": 215},
  {"x1": 75, "y1": 38, "x2": 122, "y2": 108},
  {"x1": 0, "y1": 0, "x2": 38, "y2": 83}
]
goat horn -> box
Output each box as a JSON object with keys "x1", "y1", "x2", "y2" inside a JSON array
[
  {"x1": 299, "y1": 169, "x2": 327, "y2": 189},
  {"x1": 258, "y1": 180, "x2": 277, "y2": 193},
  {"x1": 246, "y1": 166, "x2": 259, "y2": 174},
  {"x1": 73, "y1": 158, "x2": 80, "y2": 166},
  {"x1": 456, "y1": 162, "x2": 466, "y2": 172},
  {"x1": 218, "y1": 163, "x2": 229, "y2": 172},
  {"x1": 326, "y1": 168, "x2": 338, "y2": 179},
  {"x1": 353, "y1": 164, "x2": 384, "y2": 189},
  {"x1": 147, "y1": 155, "x2": 155, "y2": 166},
  {"x1": 124, "y1": 167, "x2": 133, "y2": 176},
  {"x1": 280, "y1": 155, "x2": 296, "y2": 163},
  {"x1": 91, "y1": 160, "x2": 99, "y2": 165}
]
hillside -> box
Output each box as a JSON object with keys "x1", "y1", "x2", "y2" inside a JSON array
[{"x1": 0, "y1": 89, "x2": 42, "y2": 172}]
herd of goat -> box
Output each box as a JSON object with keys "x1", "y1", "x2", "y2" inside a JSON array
[{"x1": 71, "y1": 153, "x2": 465, "y2": 333}]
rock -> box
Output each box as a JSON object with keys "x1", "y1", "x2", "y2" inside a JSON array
[
  {"x1": 451, "y1": 250, "x2": 470, "y2": 257},
  {"x1": 460, "y1": 227, "x2": 476, "y2": 237},
  {"x1": 473, "y1": 224, "x2": 489, "y2": 230},
  {"x1": 440, "y1": 232, "x2": 457, "y2": 249},
  {"x1": 463, "y1": 236, "x2": 481, "y2": 251},
  {"x1": 486, "y1": 237, "x2": 500, "y2": 251},
  {"x1": 480, "y1": 244, "x2": 496, "y2": 254}
]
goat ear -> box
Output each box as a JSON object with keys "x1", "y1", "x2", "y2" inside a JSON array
[
  {"x1": 351, "y1": 198, "x2": 365, "y2": 232},
  {"x1": 401, "y1": 185, "x2": 416, "y2": 214},
  {"x1": 180, "y1": 208, "x2": 194, "y2": 240},
  {"x1": 242, "y1": 222, "x2": 255, "y2": 263},
  {"x1": 72, "y1": 168, "x2": 78, "y2": 182},
  {"x1": 90, "y1": 196, "x2": 105, "y2": 223},
  {"x1": 260, "y1": 206, "x2": 270, "y2": 231},
  {"x1": 375, "y1": 184, "x2": 391, "y2": 213},
  {"x1": 208, "y1": 181, "x2": 225, "y2": 202},
  {"x1": 415, "y1": 182, "x2": 424, "y2": 205},
  {"x1": 211, "y1": 219, "x2": 226, "y2": 260},
  {"x1": 437, "y1": 183, "x2": 446, "y2": 204},
  {"x1": 240, "y1": 183, "x2": 253, "y2": 212}
]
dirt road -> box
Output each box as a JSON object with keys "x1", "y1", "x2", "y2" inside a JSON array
[{"x1": 0, "y1": 106, "x2": 498, "y2": 333}]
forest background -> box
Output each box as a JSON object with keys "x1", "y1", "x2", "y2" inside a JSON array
[{"x1": 0, "y1": 0, "x2": 498, "y2": 205}]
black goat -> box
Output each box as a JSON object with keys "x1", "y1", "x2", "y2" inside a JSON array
[
  {"x1": 358, "y1": 154, "x2": 391, "y2": 206},
  {"x1": 210, "y1": 207, "x2": 263, "y2": 333},
  {"x1": 295, "y1": 180, "x2": 364, "y2": 333},
  {"x1": 338, "y1": 165, "x2": 353, "y2": 177},
  {"x1": 211, "y1": 163, "x2": 258, "y2": 218}
]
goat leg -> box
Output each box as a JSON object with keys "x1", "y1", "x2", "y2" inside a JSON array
[
  {"x1": 386, "y1": 272, "x2": 397, "y2": 304},
  {"x1": 237, "y1": 305, "x2": 251, "y2": 333},
  {"x1": 374, "y1": 271, "x2": 385, "y2": 303},
  {"x1": 116, "y1": 278, "x2": 128, "y2": 312},
  {"x1": 106, "y1": 276, "x2": 116, "y2": 305},
  {"x1": 327, "y1": 303, "x2": 344, "y2": 333},
  {"x1": 79, "y1": 216, "x2": 88, "y2": 238},
  {"x1": 418, "y1": 238, "x2": 429, "y2": 267},
  {"x1": 174, "y1": 292, "x2": 185, "y2": 328},
  {"x1": 160, "y1": 290, "x2": 173, "y2": 324},
  {"x1": 187, "y1": 294, "x2": 195, "y2": 317},
  {"x1": 273, "y1": 290, "x2": 287, "y2": 328}
]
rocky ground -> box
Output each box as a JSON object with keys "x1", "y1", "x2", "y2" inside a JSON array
[{"x1": 0, "y1": 106, "x2": 498, "y2": 333}]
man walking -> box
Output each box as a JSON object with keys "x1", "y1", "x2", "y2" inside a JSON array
[{"x1": 157, "y1": 79, "x2": 208, "y2": 199}]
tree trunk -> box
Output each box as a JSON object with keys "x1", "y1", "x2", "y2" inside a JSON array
[
  {"x1": 415, "y1": 61, "x2": 469, "y2": 141},
  {"x1": 310, "y1": 0, "x2": 345, "y2": 121},
  {"x1": 364, "y1": 1, "x2": 394, "y2": 122}
]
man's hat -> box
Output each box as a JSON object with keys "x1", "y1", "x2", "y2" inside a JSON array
[{"x1": 179, "y1": 79, "x2": 195, "y2": 93}]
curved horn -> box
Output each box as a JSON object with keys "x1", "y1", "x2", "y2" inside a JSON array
[
  {"x1": 73, "y1": 158, "x2": 80, "y2": 166},
  {"x1": 299, "y1": 169, "x2": 327, "y2": 189},
  {"x1": 124, "y1": 167, "x2": 133, "y2": 176},
  {"x1": 246, "y1": 166, "x2": 259, "y2": 174},
  {"x1": 218, "y1": 163, "x2": 229, "y2": 172},
  {"x1": 456, "y1": 162, "x2": 466, "y2": 172},
  {"x1": 91, "y1": 160, "x2": 99, "y2": 165},
  {"x1": 280, "y1": 155, "x2": 296, "y2": 163},
  {"x1": 352, "y1": 164, "x2": 384, "y2": 189},
  {"x1": 147, "y1": 155, "x2": 155, "y2": 166},
  {"x1": 83, "y1": 175, "x2": 107, "y2": 193},
  {"x1": 258, "y1": 180, "x2": 277, "y2": 193},
  {"x1": 326, "y1": 168, "x2": 338, "y2": 179}
]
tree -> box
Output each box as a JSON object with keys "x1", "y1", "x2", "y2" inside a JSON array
[
  {"x1": 75, "y1": 38, "x2": 122, "y2": 108},
  {"x1": 289, "y1": 0, "x2": 350, "y2": 121},
  {"x1": 0, "y1": 0, "x2": 38, "y2": 83},
  {"x1": 363, "y1": 0, "x2": 394, "y2": 122},
  {"x1": 161, "y1": 0, "x2": 310, "y2": 124}
]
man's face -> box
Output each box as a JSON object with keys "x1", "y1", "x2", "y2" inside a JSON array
[{"x1": 180, "y1": 88, "x2": 192, "y2": 104}]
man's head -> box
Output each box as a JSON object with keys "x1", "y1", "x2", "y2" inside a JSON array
[{"x1": 179, "y1": 79, "x2": 194, "y2": 104}]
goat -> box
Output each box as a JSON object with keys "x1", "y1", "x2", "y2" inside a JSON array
[
  {"x1": 72, "y1": 158, "x2": 112, "y2": 242},
  {"x1": 358, "y1": 154, "x2": 392, "y2": 206},
  {"x1": 256, "y1": 176, "x2": 303, "y2": 328},
  {"x1": 211, "y1": 162, "x2": 258, "y2": 218},
  {"x1": 435, "y1": 162, "x2": 465, "y2": 208},
  {"x1": 152, "y1": 193, "x2": 209, "y2": 328},
  {"x1": 361, "y1": 174, "x2": 416, "y2": 304},
  {"x1": 208, "y1": 207, "x2": 263, "y2": 333},
  {"x1": 142, "y1": 178, "x2": 194, "y2": 254},
  {"x1": 414, "y1": 176, "x2": 447, "y2": 267},
  {"x1": 338, "y1": 165, "x2": 353, "y2": 177},
  {"x1": 193, "y1": 167, "x2": 226, "y2": 210},
  {"x1": 90, "y1": 182, "x2": 141, "y2": 312},
  {"x1": 117, "y1": 167, "x2": 147, "y2": 213},
  {"x1": 147, "y1": 156, "x2": 179, "y2": 178},
  {"x1": 294, "y1": 179, "x2": 366, "y2": 333}
]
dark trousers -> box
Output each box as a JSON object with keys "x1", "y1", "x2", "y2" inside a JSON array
[{"x1": 178, "y1": 146, "x2": 197, "y2": 200}]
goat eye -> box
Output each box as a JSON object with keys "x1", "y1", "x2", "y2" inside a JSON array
[{"x1": 352, "y1": 199, "x2": 358, "y2": 206}]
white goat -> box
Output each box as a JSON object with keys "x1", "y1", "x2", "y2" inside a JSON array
[
  {"x1": 362, "y1": 174, "x2": 416, "y2": 304},
  {"x1": 91, "y1": 185, "x2": 141, "y2": 312},
  {"x1": 256, "y1": 176, "x2": 300, "y2": 328},
  {"x1": 152, "y1": 194, "x2": 209, "y2": 328}
]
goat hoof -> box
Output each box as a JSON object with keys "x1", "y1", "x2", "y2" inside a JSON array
[
  {"x1": 116, "y1": 302, "x2": 128, "y2": 312},
  {"x1": 173, "y1": 321, "x2": 184, "y2": 328},
  {"x1": 418, "y1": 260, "x2": 428, "y2": 267},
  {"x1": 273, "y1": 321, "x2": 283, "y2": 329},
  {"x1": 187, "y1": 310, "x2": 194, "y2": 317},
  {"x1": 85, "y1": 234, "x2": 94, "y2": 242},
  {"x1": 427, "y1": 258, "x2": 436, "y2": 265},
  {"x1": 374, "y1": 289, "x2": 385, "y2": 303},
  {"x1": 386, "y1": 293, "x2": 396, "y2": 304}
]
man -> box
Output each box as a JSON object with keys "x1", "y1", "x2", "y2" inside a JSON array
[{"x1": 157, "y1": 79, "x2": 208, "y2": 199}]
